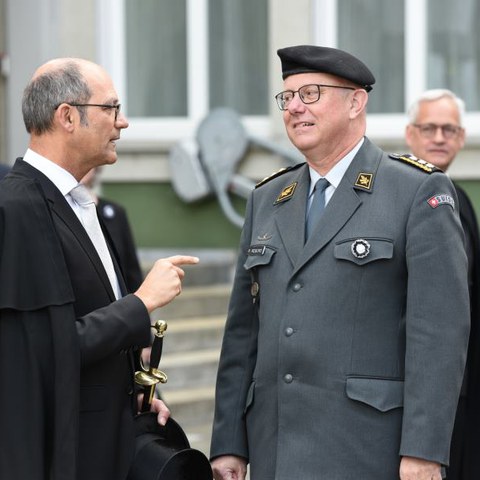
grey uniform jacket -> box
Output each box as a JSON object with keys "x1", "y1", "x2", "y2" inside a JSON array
[{"x1": 210, "y1": 138, "x2": 470, "y2": 480}]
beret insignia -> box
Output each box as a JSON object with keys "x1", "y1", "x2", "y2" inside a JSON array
[{"x1": 389, "y1": 153, "x2": 441, "y2": 174}]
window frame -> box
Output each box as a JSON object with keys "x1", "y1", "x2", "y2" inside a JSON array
[
  {"x1": 98, "y1": 0, "x2": 480, "y2": 147},
  {"x1": 313, "y1": 0, "x2": 480, "y2": 144},
  {"x1": 96, "y1": 0, "x2": 272, "y2": 147}
]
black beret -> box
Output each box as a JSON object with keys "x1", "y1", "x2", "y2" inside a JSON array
[{"x1": 277, "y1": 45, "x2": 375, "y2": 92}]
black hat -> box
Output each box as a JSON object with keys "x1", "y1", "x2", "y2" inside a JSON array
[
  {"x1": 277, "y1": 45, "x2": 375, "y2": 92},
  {"x1": 128, "y1": 412, "x2": 213, "y2": 480}
]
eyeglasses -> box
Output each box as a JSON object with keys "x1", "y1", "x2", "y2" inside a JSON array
[
  {"x1": 275, "y1": 84, "x2": 355, "y2": 111},
  {"x1": 412, "y1": 123, "x2": 463, "y2": 140},
  {"x1": 56, "y1": 103, "x2": 121, "y2": 121}
]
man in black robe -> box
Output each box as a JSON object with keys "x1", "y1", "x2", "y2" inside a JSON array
[{"x1": 0, "y1": 58, "x2": 198, "y2": 480}]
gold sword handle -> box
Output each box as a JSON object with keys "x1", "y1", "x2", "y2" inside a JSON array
[{"x1": 136, "y1": 320, "x2": 168, "y2": 412}]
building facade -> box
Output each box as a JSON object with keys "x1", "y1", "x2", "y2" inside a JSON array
[{"x1": 2, "y1": 0, "x2": 480, "y2": 248}]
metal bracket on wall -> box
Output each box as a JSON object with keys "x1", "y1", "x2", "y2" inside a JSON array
[
  {"x1": 169, "y1": 108, "x2": 302, "y2": 228},
  {"x1": 0, "y1": 53, "x2": 10, "y2": 77}
]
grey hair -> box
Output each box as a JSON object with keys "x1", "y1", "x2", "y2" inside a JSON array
[
  {"x1": 407, "y1": 89, "x2": 465, "y2": 126},
  {"x1": 22, "y1": 60, "x2": 92, "y2": 134}
]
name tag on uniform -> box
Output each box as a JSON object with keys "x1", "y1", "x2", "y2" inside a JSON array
[{"x1": 247, "y1": 245, "x2": 267, "y2": 256}]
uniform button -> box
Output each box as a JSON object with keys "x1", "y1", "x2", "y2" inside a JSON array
[
  {"x1": 284, "y1": 374, "x2": 293, "y2": 383},
  {"x1": 292, "y1": 283, "x2": 302, "y2": 292},
  {"x1": 285, "y1": 327, "x2": 294, "y2": 337}
]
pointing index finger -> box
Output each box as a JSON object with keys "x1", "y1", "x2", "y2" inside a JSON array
[{"x1": 166, "y1": 255, "x2": 200, "y2": 266}]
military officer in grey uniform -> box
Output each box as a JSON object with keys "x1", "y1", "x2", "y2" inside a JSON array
[{"x1": 210, "y1": 45, "x2": 470, "y2": 480}]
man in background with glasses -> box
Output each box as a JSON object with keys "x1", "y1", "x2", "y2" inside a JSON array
[
  {"x1": 405, "y1": 89, "x2": 480, "y2": 480},
  {"x1": 210, "y1": 46, "x2": 469, "y2": 480},
  {"x1": 0, "y1": 58, "x2": 199, "y2": 480}
]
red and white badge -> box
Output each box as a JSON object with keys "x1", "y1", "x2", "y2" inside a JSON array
[{"x1": 427, "y1": 194, "x2": 455, "y2": 209}]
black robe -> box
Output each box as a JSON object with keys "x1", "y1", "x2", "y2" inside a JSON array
[
  {"x1": 0, "y1": 168, "x2": 80, "y2": 479},
  {"x1": 448, "y1": 183, "x2": 480, "y2": 480}
]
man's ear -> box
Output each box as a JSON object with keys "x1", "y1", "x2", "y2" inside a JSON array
[
  {"x1": 404, "y1": 124, "x2": 415, "y2": 149},
  {"x1": 55, "y1": 103, "x2": 75, "y2": 132},
  {"x1": 349, "y1": 89, "x2": 368, "y2": 118},
  {"x1": 458, "y1": 128, "x2": 466, "y2": 149}
]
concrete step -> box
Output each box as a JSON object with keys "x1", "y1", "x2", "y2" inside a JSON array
[
  {"x1": 152, "y1": 284, "x2": 232, "y2": 319},
  {"x1": 162, "y1": 315, "x2": 226, "y2": 352},
  {"x1": 135, "y1": 256, "x2": 235, "y2": 462},
  {"x1": 138, "y1": 248, "x2": 236, "y2": 287},
  {"x1": 159, "y1": 348, "x2": 220, "y2": 389}
]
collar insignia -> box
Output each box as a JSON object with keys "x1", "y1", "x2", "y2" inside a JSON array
[
  {"x1": 274, "y1": 182, "x2": 297, "y2": 204},
  {"x1": 354, "y1": 173, "x2": 373, "y2": 190},
  {"x1": 257, "y1": 233, "x2": 272, "y2": 241}
]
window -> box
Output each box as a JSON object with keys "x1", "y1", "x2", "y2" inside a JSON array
[
  {"x1": 337, "y1": 0, "x2": 404, "y2": 114},
  {"x1": 99, "y1": 0, "x2": 480, "y2": 145},
  {"x1": 427, "y1": 0, "x2": 480, "y2": 111},
  {"x1": 98, "y1": 0, "x2": 269, "y2": 143},
  {"x1": 314, "y1": 0, "x2": 480, "y2": 142},
  {"x1": 126, "y1": 0, "x2": 188, "y2": 117},
  {"x1": 209, "y1": 0, "x2": 268, "y2": 115}
]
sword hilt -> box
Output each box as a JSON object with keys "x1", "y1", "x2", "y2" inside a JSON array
[{"x1": 135, "y1": 320, "x2": 168, "y2": 412}]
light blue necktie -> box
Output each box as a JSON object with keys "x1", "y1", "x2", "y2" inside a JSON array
[{"x1": 305, "y1": 178, "x2": 329, "y2": 240}]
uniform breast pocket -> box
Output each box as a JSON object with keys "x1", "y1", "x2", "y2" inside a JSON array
[
  {"x1": 243, "y1": 245, "x2": 277, "y2": 270},
  {"x1": 334, "y1": 237, "x2": 393, "y2": 266}
]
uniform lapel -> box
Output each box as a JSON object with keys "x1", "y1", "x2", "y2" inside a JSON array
[
  {"x1": 274, "y1": 165, "x2": 311, "y2": 267},
  {"x1": 292, "y1": 138, "x2": 382, "y2": 277}
]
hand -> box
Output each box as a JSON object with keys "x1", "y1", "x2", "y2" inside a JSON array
[
  {"x1": 211, "y1": 455, "x2": 247, "y2": 480},
  {"x1": 399, "y1": 456, "x2": 442, "y2": 480},
  {"x1": 134, "y1": 255, "x2": 199, "y2": 312},
  {"x1": 150, "y1": 397, "x2": 170, "y2": 426},
  {"x1": 136, "y1": 394, "x2": 170, "y2": 426}
]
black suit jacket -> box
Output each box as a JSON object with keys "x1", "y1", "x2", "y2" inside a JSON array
[
  {"x1": 97, "y1": 198, "x2": 143, "y2": 292},
  {"x1": 0, "y1": 159, "x2": 151, "y2": 480}
]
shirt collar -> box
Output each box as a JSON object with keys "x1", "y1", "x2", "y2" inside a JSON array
[
  {"x1": 308, "y1": 137, "x2": 365, "y2": 194},
  {"x1": 23, "y1": 148, "x2": 79, "y2": 196}
]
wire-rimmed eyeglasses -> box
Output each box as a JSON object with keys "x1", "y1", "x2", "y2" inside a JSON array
[
  {"x1": 56, "y1": 103, "x2": 121, "y2": 121},
  {"x1": 275, "y1": 83, "x2": 355, "y2": 111},
  {"x1": 412, "y1": 123, "x2": 463, "y2": 140}
]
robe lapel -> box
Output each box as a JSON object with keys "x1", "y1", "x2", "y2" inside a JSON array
[
  {"x1": 50, "y1": 192, "x2": 118, "y2": 300},
  {"x1": 18, "y1": 161, "x2": 118, "y2": 300}
]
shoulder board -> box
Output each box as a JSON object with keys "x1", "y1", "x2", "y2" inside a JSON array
[
  {"x1": 389, "y1": 153, "x2": 441, "y2": 174},
  {"x1": 255, "y1": 162, "x2": 304, "y2": 188}
]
